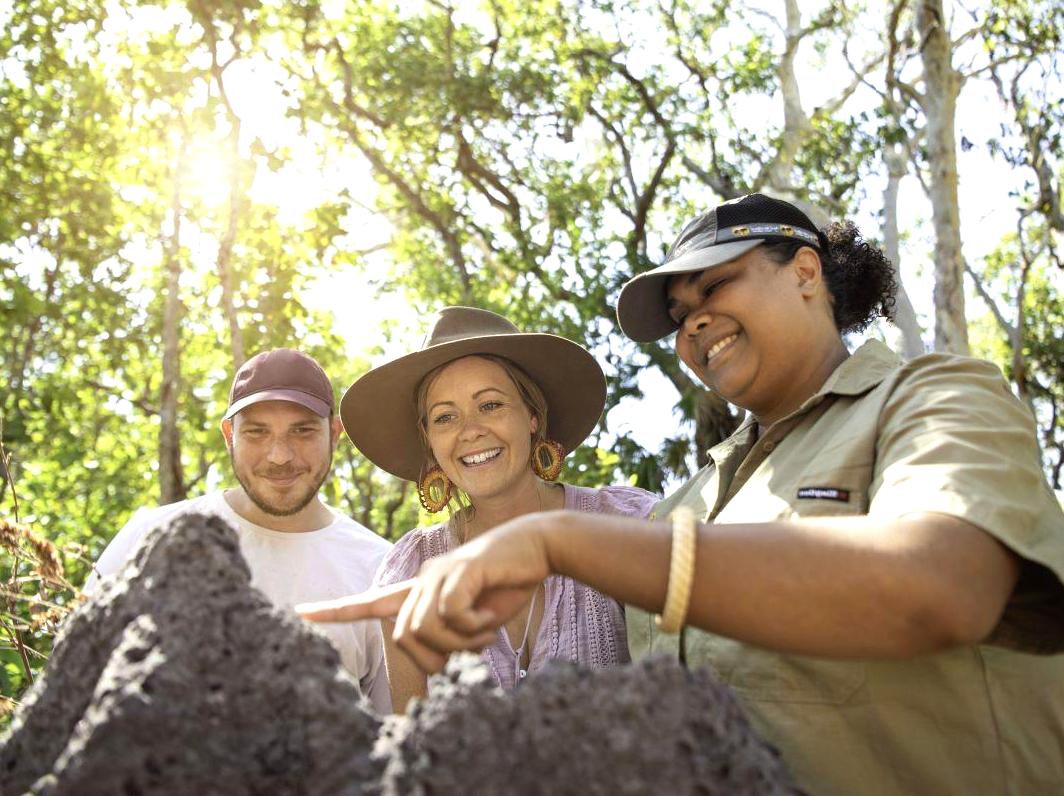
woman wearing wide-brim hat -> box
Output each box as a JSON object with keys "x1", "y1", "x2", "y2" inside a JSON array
[
  {"x1": 337, "y1": 306, "x2": 656, "y2": 711},
  {"x1": 302, "y1": 195, "x2": 1064, "y2": 793}
]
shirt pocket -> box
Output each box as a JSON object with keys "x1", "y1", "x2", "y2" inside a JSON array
[
  {"x1": 780, "y1": 463, "x2": 873, "y2": 518},
  {"x1": 689, "y1": 634, "x2": 866, "y2": 705},
  {"x1": 727, "y1": 649, "x2": 866, "y2": 705}
]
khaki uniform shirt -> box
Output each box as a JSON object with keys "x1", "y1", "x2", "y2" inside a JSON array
[{"x1": 628, "y1": 340, "x2": 1064, "y2": 795}]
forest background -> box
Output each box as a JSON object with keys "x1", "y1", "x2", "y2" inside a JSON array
[{"x1": 2, "y1": 0, "x2": 1062, "y2": 716}]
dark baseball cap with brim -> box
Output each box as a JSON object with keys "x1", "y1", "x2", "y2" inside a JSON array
[
  {"x1": 617, "y1": 193, "x2": 822, "y2": 343},
  {"x1": 223, "y1": 348, "x2": 335, "y2": 420},
  {"x1": 340, "y1": 306, "x2": 606, "y2": 482}
]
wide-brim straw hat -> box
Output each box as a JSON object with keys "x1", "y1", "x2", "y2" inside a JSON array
[{"x1": 340, "y1": 306, "x2": 607, "y2": 481}]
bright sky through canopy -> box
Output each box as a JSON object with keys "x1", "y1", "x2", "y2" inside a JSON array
[{"x1": 5, "y1": 0, "x2": 1057, "y2": 484}]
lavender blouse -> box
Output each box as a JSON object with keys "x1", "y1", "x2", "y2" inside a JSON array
[{"x1": 372, "y1": 484, "x2": 658, "y2": 690}]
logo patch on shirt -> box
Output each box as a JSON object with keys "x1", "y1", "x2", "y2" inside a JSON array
[{"x1": 797, "y1": 487, "x2": 850, "y2": 502}]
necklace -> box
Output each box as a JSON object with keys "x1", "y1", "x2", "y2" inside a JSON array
[
  {"x1": 458, "y1": 481, "x2": 551, "y2": 682},
  {"x1": 506, "y1": 587, "x2": 538, "y2": 683}
]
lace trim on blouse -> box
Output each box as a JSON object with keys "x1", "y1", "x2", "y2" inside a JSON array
[{"x1": 372, "y1": 483, "x2": 658, "y2": 689}]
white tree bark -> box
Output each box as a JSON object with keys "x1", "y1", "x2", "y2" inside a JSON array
[
  {"x1": 917, "y1": 0, "x2": 969, "y2": 354},
  {"x1": 216, "y1": 117, "x2": 247, "y2": 369},
  {"x1": 160, "y1": 141, "x2": 188, "y2": 505},
  {"x1": 883, "y1": 144, "x2": 927, "y2": 359},
  {"x1": 207, "y1": 38, "x2": 248, "y2": 370},
  {"x1": 759, "y1": 0, "x2": 881, "y2": 225},
  {"x1": 764, "y1": 0, "x2": 812, "y2": 195}
]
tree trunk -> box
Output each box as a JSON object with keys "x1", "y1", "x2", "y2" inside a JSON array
[
  {"x1": 382, "y1": 481, "x2": 410, "y2": 540},
  {"x1": 160, "y1": 143, "x2": 188, "y2": 505},
  {"x1": 1011, "y1": 243, "x2": 1034, "y2": 415},
  {"x1": 883, "y1": 144, "x2": 926, "y2": 359},
  {"x1": 765, "y1": 0, "x2": 812, "y2": 193},
  {"x1": 217, "y1": 119, "x2": 246, "y2": 368},
  {"x1": 358, "y1": 477, "x2": 374, "y2": 530},
  {"x1": 917, "y1": 0, "x2": 969, "y2": 354},
  {"x1": 201, "y1": 19, "x2": 248, "y2": 368}
]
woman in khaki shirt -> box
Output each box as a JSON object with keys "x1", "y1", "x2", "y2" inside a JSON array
[{"x1": 302, "y1": 194, "x2": 1064, "y2": 795}]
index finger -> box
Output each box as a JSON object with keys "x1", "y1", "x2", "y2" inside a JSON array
[{"x1": 296, "y1": 580, "x2": 414, "y2": 623}]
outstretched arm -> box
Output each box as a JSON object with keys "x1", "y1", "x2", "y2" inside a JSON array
[
  {"x1": 300, "y1": 509, "x2": 1018, "y2": 672},
  {"x1": 538, "y1": 510, "x2": 1018, "y2": 657}
]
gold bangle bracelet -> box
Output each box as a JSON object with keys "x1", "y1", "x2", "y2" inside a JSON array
[{"x1": 656, "y1": 506, "x2": 698, "y2": 634}]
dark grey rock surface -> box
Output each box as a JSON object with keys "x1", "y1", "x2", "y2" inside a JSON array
[
  {"x1": 379, "y1": 654, "x2": 797, "y2": 795},
  {"x1": 1, "y1": 512, "x2": 798, "y2": 796},
  {"x1": 0, "y1": 513, "x2": 381, "y2": 796}
]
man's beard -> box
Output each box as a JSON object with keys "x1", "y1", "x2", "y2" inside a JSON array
[{"x1": 232, "y1": 453, "x2": 332, "y2": 518}]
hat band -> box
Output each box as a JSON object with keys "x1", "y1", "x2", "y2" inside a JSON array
[{"x1": 715, "y1": 222, "x2": 819, "y2": 247}]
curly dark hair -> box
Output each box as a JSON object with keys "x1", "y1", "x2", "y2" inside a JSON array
[{"x1": 761, "y1": 221, "x2": 897, "y2": 335}]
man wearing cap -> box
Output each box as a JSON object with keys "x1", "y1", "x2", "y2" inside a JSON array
[{"x1": 87, "y1": 349, "x2": 392, "y2": 713}]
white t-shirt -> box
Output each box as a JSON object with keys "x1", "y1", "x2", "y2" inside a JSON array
[{"x1": 86, "y1": 491, "x2": 393, "y2": 713}]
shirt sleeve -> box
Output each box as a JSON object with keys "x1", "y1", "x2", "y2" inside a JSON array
[
  {"x1": 359, "y1": 619, "x2": 393, "y2": 715},
  {"x1": 82, "y1": 507, "x2": 156, "y2": 594},
  {"x1": 371, "y1": 528, "x2": 427, "y2": 587},
  {"x1": 868, "y1": 354, "x2": 1064, "y2": 652},
  {"x1": 592, "y1": 485, "x2": 660, "y2": 519}
]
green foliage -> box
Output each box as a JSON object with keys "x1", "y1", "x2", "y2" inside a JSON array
[
  {"x1": 0, "y1": 515, "x2": 85, "y2": 720},
  {"x1": 1020, "y1": 266, "x2": 1064, "y2": 487},
  {"x1": 0, "y1": 0, "x2": 412, "y2": 713},
  {"x1": 3, "y1": 0, "x2": 1063, "y2": 715},
  {"x1": 969, "y1": 227, "x2": 1064, "y2": 487}
]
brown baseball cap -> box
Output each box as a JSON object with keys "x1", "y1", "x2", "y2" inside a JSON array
[{"x1": 223, "y1": 348, "x2": 334, "y2": 420}]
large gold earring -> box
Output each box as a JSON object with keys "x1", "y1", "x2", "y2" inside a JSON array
[
  {"x1": 417, "y1": 467, "x2": 452, "y2": 513},
  {"x1": 531, "y1": 439, "x2": 565, "y2": 481}
]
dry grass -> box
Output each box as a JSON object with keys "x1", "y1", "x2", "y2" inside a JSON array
[
  {"x1": 1, "y1": 519, "x2": 78, "y2": 592},
  {"x1": 1, "y1": 517, "x2": 86, "y2": 712},
  {"x1": 1, "y1": 418, "x2": 87, "y2": 716},
  {"x1": 0, "y1": 694, "x2": 16, "y2": 720}
]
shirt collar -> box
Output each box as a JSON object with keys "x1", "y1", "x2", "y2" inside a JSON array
[
  {"x1": 704, "y1": 338, "x2": 900, "y2": 458},
  {"x1": 815, "y1": 338, "x2": 900, "y2": 398}
]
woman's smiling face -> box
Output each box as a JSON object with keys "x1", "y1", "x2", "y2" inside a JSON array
[
  {"x1": 422, "y1": 356, "x2": 539, "y2": 503},
  {"x1": 666, "y1": 244, "x2": 831, "y2": 422}
]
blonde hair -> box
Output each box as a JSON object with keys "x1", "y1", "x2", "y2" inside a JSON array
[{"x1": 413, "y1": 354, "x2": 551, "y2": 516}]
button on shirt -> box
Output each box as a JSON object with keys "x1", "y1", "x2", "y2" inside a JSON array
[{"x1": 628, "y1": 340, "x2": 1064, "y2": 796}]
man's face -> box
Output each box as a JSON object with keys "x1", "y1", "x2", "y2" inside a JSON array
[{"x1": 223, "y1": 401, "x2": 338, "y2": 517}]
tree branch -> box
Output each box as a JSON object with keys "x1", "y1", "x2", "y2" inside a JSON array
[{"x1": 963, "y1": 258, "x2": 1014, "y2": 339}]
